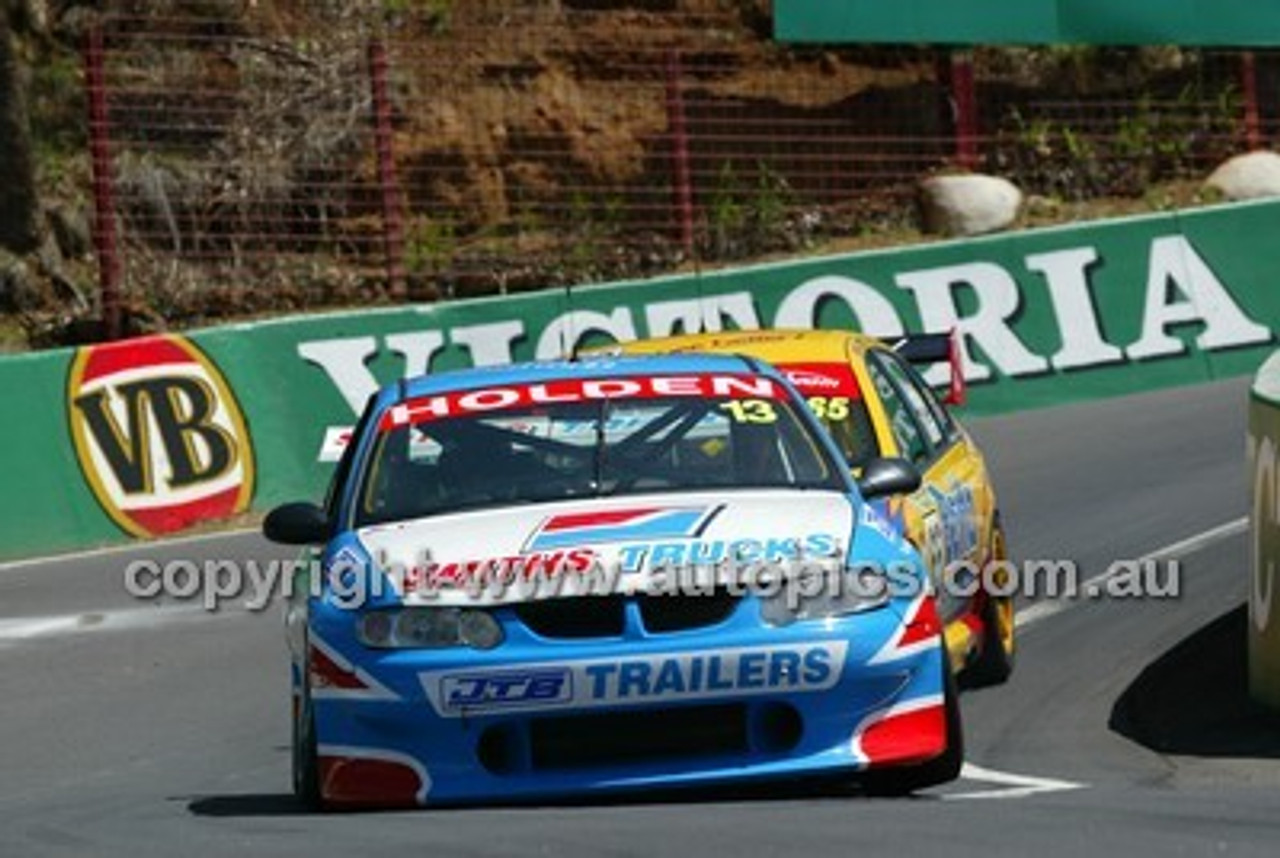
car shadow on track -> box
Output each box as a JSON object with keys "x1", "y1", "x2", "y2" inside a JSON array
[
  {"x1": 1110, "y1": 603, "x2": 1280, "y2": 758},
  {"x1": 185, "y1": 777, "x2": 936, "y2": 817},
  {"x1": 187, "y1": 794, "x2": 311, "y2": 817}
]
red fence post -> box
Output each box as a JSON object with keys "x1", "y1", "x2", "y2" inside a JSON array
[
  {"x1": 369, "y1": 39, "x2": 407, "y2": 300},
  {"x1": 84, "y1": 25, "x2": 122, "y2": 341},
  {"x1": 950, "y1": 49, "x2": 979, "y2": 170},
  {"x1": 665, "y1": 49, "x2": 695, "y2": 257},
  {"x1": 1242, "y1": 50, "x2": 1262, "y2": 150}
]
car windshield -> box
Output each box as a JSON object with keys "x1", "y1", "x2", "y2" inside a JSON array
[
  {"x1": 356, "y1": 373, "x2": 844, "y2": 525},
  {"x1": 777, "y1": 362, "x2": 880, "y2": 470}
]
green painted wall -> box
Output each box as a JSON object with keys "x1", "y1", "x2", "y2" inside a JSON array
[{"x1": 3, "y1": 200, "x2": 1278, "y2": 561}]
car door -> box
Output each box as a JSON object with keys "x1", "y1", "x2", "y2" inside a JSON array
[{"x1": 864, "y1": 349, "x2": 991, "y2": 623}]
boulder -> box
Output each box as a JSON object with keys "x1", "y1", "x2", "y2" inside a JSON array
[
  {"x1": 47, "y1": 204, "x2": 92, "y2": 261},
  {"x1": 0, "y1": 249, "x2": 40, "y2": 312},
  {"x1": 919, "y1": 173, "x2": 1023, "y2": 237},
  {"x1": 1205, "y1": 151, "x2": 1280, "y2": 201},
  {"x1": 36, "y1": 234, "x2": 89, "y2": 312}
]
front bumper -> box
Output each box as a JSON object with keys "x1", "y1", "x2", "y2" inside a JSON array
[{"x1": 304, "y1": 594, "x2": 947, "y2": 807}]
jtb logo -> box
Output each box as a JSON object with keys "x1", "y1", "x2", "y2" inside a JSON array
[
  {"x1": 441, "y1": 670, "x2": 571, "y2": 711},
  {"x1": 67, "y1": 335, "x2": 255, "y2": 538}
]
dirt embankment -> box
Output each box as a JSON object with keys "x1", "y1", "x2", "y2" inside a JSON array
[{"x1": 1, "y1": 1, "x2": 1255, "y2": 348}]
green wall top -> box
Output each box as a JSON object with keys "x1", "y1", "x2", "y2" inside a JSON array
[{"x1": 775, "y1": 0, "x2": 1280, "y2": 46}]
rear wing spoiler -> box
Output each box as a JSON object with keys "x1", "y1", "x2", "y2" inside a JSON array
[{"x1": 883, "y1": 329, "x2": 966, "y2": 407}]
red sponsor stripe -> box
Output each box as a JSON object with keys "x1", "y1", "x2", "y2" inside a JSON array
[
  {"x1": 381, "y1": 374, "x2": 784, "y2": 431},
  {"x1": 541, "y1": 508, "x2": 661, "y2": 532},
  {"x1": 320, "y1": 756, "x2": 422, "y2": 808},
  {"x1": 860, "y1": 703, "x2": 948, "y2": 765},
  {"x1": 308, "y1": 645, "x2": 368, "y2": 691},
  {"x1": 124, "y1": 485, "x2": 241, "y2": 537},
  {"x1": 779, "y1": 362, "x2": 863, "y2": 399},
  {"x1": 79, "y1": 336, "x2": 194, "y2": 384},
  {"x1": 897, "y1": 595, "x2": 942, "y2": 648}
]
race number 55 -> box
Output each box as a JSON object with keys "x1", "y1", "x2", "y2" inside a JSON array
[{"x1": 807, "y1": 396, "x2": 850, "y2": 422}]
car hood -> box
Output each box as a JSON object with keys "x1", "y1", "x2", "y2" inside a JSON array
[{"x1": 355, "y1": 489, "x2": 857, "y2": 606}]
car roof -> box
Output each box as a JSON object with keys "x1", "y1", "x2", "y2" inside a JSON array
[
  {"x1": 599, "y1": 328, "x2": 884, "y2": 363},
  {"x1": 390, "y1": 352, "x2": 768, "y2": 402}
]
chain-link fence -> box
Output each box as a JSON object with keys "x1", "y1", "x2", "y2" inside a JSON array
[{"x1": 67, "y1": 1, "x2": 1280, "y2": 336}]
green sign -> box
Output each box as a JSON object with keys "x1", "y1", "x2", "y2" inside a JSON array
[
  {"x1": 775, "y1": 0, "x2": 1280, "y2": 46},
  {"x1": 2, "y1": 199, "x2": 1279, "y2": 561}
]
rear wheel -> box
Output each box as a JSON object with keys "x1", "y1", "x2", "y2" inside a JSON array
[
  {"x1": 863, "y1": 647, "x2": 964, "y2": 796},
  {"x1": 965, "y1": 520, "x2": 1015, "y2": 687}
]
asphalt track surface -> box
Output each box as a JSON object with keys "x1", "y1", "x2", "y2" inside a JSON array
[{"x1": 3, "y1": 376, "x2": 1278, "y2": 856}]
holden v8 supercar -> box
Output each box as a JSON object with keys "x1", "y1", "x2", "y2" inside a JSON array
[{"x1": 265, "y1": 353, "x2": 961, "y2": 809}]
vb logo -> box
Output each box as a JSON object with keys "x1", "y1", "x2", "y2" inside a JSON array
[{"x1": 67, "y1": 335, "x2": 255, "y2": 537}]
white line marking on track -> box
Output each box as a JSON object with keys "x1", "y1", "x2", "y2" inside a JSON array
[
  {"x1": 0, "y1": 605, "x2": 219, "y2": 642},
  {"x1": 0, "y1": 526, "x2": 260, "y2": 573},
  {"x1": 944, "y1": 763, "x2": 1086, "y2": 801},
  {"x1": 953, "y1": 516, "x2": 1248, "y2": 798},
  {"x1": 1016, "y1": 515, "x2": 1248, "y2": 629},
  {"x1": 1141, "y1": 516, "x2": 1250, "y2": 561}
]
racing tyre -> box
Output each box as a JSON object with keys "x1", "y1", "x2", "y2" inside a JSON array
[
  {"x1": 965, "y1": 520, "x2": 1015, "y2": 687},
  {"x1": 863, "y1": 648, "x2": 964, "y2": 796},
  {"x1": 292, "y1": 685, "x2": 323, "y2": 811}
]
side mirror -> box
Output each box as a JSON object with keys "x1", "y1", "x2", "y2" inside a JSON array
[
  {"x1": 263, "y1": 502, "x2": 331, "y2": 545},
  {"x1": 856, "y1": 457, "x2": 922, "y2": 500}
]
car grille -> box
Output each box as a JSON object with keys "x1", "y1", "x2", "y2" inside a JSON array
[
  {"x1": 530, "y1": 704, "x2": 747, "y2": 770},
  {"x1": 476, "y1": 702, "x2": 802, "y2": 775},
  {"x1": 638, "y1": 588, "x2": 739, "y2": 632},
  {"x1": 512, "y1": 589, "x2": 740, "y2": 639},
  {"x1": 513, "y1": 595, "x2": 625, "y2": 638}
]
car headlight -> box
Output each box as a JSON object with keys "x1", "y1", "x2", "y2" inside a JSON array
[
  {"x1": 356, "y1": 607, "x2": 504, "y2": 650},
  {"x1": 759, "y1": 566, "x2": 890, "y2": 627}
]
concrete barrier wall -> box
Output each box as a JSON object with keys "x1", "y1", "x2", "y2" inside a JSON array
[{"x1": 3, "y1": 199, "x2": 1279, "y2": 561}]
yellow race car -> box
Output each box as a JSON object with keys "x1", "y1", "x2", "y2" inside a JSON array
[{"x1": 591, "y1": 329, "x2": 1014, "y2": 686}]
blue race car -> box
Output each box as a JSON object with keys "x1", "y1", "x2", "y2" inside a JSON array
[{"x1": 265, "y1": 354, "x2": 960, "y2": 808}]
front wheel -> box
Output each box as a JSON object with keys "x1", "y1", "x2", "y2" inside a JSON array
[
  {"x1": 292, "y1": 678, "x2": 322, "y2": 810},
  {"x1": 863, "y1": 648, "x2": 964, "y2": 795}
]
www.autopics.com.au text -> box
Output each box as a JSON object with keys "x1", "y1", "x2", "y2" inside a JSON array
[{"x1": 122, "y1": 552, "x2": 1181, "y2": 612}]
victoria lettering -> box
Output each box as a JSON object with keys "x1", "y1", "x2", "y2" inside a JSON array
[{"x1": 299, "y1": 234, "x2": 1271, "y2": 416}]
